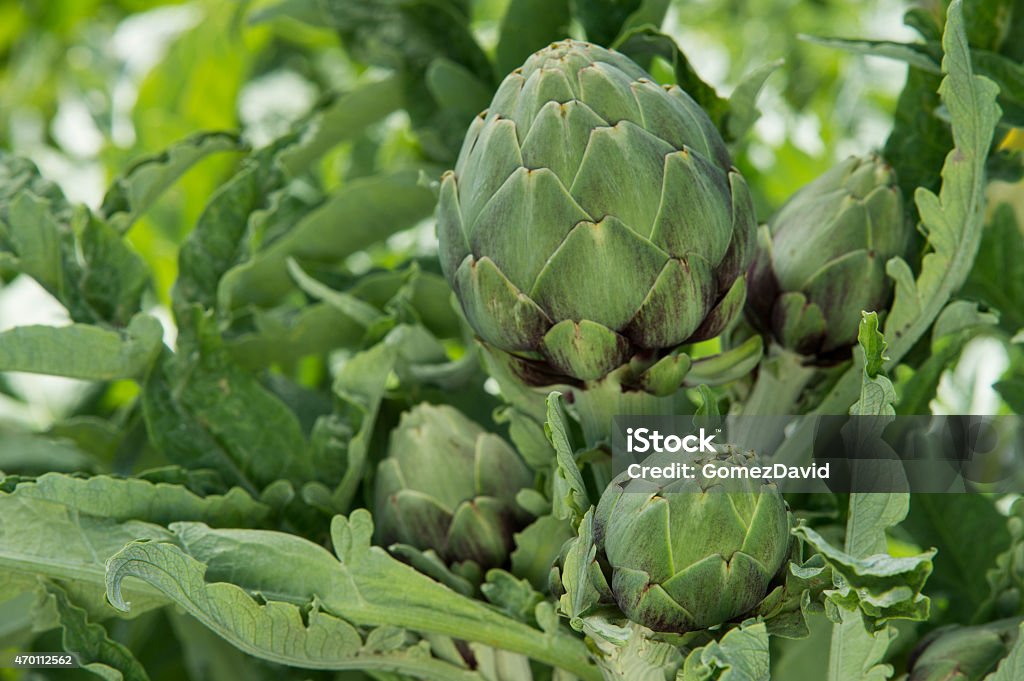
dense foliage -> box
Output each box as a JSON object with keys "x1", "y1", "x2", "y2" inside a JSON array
[{"x1": 0, "y1": 0, "x2": 1022, "y2": 679}]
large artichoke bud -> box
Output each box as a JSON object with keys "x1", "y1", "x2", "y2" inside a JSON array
[
  {"x1": 747, "y1": 155, "x2": 907, "y2": 357},
  {"x1": 592, "y1": 449, "x2": 791, "y2": 632},
  {"x1": 437, "y1": 40, "x2": 755, "y2": 385},
  {"x1": 907, "y1": 618, "x2": 1021, "y2": 680},
  {"x1": 374, "y1": 403, "x2": 533, "y2": 569}
]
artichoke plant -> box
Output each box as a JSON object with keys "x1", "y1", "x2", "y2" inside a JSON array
[
  {"x1": 746, "y1": 154, "x2": 907, "y2": 357},
  {"x1": 906, "y1": 618, "x2": 1021, "y2": 681},
  {"x1": 590, "y1": 449, "x2": 791, "y2": 633},
  {"x1": 374, "y1": 403, "x2": 533, "y2": 569},
  {"x1": 437, "y1": 40, "x2": 755, "y2": 387}
]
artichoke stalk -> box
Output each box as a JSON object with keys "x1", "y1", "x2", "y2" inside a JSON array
[
  {"x1": 437, "y1": 40, "x2": 755, "y2": 392},
  {"x1": 746, "y1": 154, "x2": 907, "y2": 358},
  {"x1": 590, "y1": 449, "x2": 791, "y2": 633},
  {"x1": 374, "y1": 403, "x2": 533, "y2": 570}
]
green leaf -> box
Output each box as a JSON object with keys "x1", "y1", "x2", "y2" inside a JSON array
[
  {"x1": 8, "y1": 473, "x2": 270, "y2": 527},
  {"x1": 818, "y1": 314, "x2": 916, "y2": 681},
  {"x1": 425, "y1": 58, "x2": 493, "y2": 122},
  {"x1": 510, "y1": 515, "x2": 575, "y2": 592},
  {"x1": 100, "y1": 131, "x2": 243, "y2": 234},
  {"x1": 796, "y1": 524, "x2": 934, "y2": 627},
  {"x1": 44, "y1": 582, "x2": 151, "y2": 681},
  {"x1": 140, "y1": 310, "x2": 313, "y2": 493},
  {"x1": 0, "y1": 313, "x2": 162, "y2": 380},
  {"x1": 278, "y1": 77, "x2": 405, "y2": 176},
  {"x1": 544, "y1": 393, "x2": 590, "y2": 527},
  {"x1": 984, "y1": 622, "x2": 1024, "y2": 681},
  {"x1": 0, "y1": 494, "x2": 171, "y2": 620},
  {"x1": 800, "y1": 35, "x2": 941, "y2": 74},
  {"x1": 574, "y1": 0, "x2": 669, "y2": 46},
  {"x1": 963, "y1": 203, "x2": 1024, "y2": 333},
  {"x1": 614, "y1": 28, "x2": 729, "y2": 135},
  {"x1": 105, "y1": 513, "x2": 600, "y2": 680},
  {"x1": 725, "y1": 60, "x2": 783, "y2": 142},
  {"x1": 105, "y1": 538, "x2": 476, "y2": 679},
  {"x1": 770, "y1": 6, "x2": 1003, "y2": 465},
  {"x1": 685, "y1": 335, "x2": 764, "y2": 387},
  {"x1": 218, "y1": 170, "x2": 436, "y2": 309},
  {"x1": 495, "y1": 0, "x2": 571, "y2": 75},
  {"x1": 174, "y1": 136, "x2": 296, "y2": 313},
  {"x1": 680, "y1": 621, "x2": 770, "y2": 681},
  {"x1": 884, "y1": 0, "x2": 1003, "y2": 362},
  {"x1": 301, "y1": 334, "x2": 398, "y2": 513},
  {"x1": 902, "y1": 495, "x2": 1009, "y2": 625},
  {"x1": 225, "y1": 303, "x2": 367, "y2": 370}
]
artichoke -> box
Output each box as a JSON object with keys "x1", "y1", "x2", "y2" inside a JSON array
[
  {"x1": 592, "y1": 449, "x2": 791, "y2": 632},
  {"x1": 437, "y1": 40, "x2": 755, "y2": 385},
  {"x1": 746, "y1": 154, "x2": 907, "y2": 357},
  {"x1": 907, "y1": 618, "x2": 1021, "y2": 681},
  {"x1": 374, "y1": 403, "x2": 533, "y2": 569}
]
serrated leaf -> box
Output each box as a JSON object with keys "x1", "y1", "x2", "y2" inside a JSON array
[
  {"x1": 680, "y1": 622, "x2": 770, "y2": 681},
  {"x1": 883, "y1": 0, "x2": 1003, "y2": 362},
  {"x1": 144, "y1": 310, "x2": 312, "y2": 491},
  {"x1": 0, "y1": 313, "x2": 162, "y2": 380},
  {"x1": 0, "y1": 494, "x2": 171, "y2": 621},
  {"x1": 174, "y1": 135, "x2": 297, "y2": 312},
  {"x1": 544, "y1": 393, "x2": 590, "y2": 527},
  {"x1": 101, "y1": 131, "x2": 243, "y2": 234},
  {"x1": 796, "y1": 524, "x2": 934, "y2": 627},
  {"x1": 218, "y1": 170, "x2": 436, "y2": 310},
  {"x1": 45, "y1": 582, "x2": 150, "y2": 681},
  {"x1": 105, "y1": 514, "x2": 599, "y2": 679},
  {"x1": 9, "y1": 473, "x2": 269, "y2": 527}
]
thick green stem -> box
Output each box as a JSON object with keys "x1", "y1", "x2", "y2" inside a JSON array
[
  {"x1": 728, "y1": 348, "x2": 817, "y2": 465},
  {"x1": 568, "y1": 375, "x2": 681, "y2": 448}
]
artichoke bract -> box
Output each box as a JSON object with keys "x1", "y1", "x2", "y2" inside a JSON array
[
  {"x1": 437, "y1": 40, "x2": 755, "y2": 385},
  {"x1": 593, "y1": 450, "x2": 791, "y2": 633},
  {"x1": 374, "y1": 403, "x2": 533, "y2": 569},
  {"x1": 747, "y1": 154, "x2": 907, "y2": 357}
]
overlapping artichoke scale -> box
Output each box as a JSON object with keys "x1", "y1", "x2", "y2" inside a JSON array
[
  {"x1": 447, "y1": 496, "x2": 517, "y2": 567},
  {"x1": 531, "y1": 216, "x2": 667, "y2": 331},
  {"x1": 381, "y1": 487, "x2": 455, "y2": 555},
  {"x1": 783, "y1": 249, "x2": 888, "y2": 353},
  {"x1": 468, "y1": 167, "x2": 589, "y2": 293},
  {"x1": 453, "y1": 255, "x2": 552, "y2": 352},
  {"x1": 539, "y1": 319, "x2": 631, "y2": 381}
]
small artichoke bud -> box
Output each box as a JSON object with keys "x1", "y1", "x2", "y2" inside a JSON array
[
  {"x1": 374, "y1": 403, "x2": 533, "y2": 569},
  {"x1": 592, "y1": 449, "x2": 791, "y2": 633},
  {"x1": 907, "y1": 618, "x2": 1021, "y2": 681},
  {"x1": 747, "y1": 154, "x2": 907, "y2": 357},
  {"x1": 437, "y1": 40, "x2": 755, "y2": 386}
]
